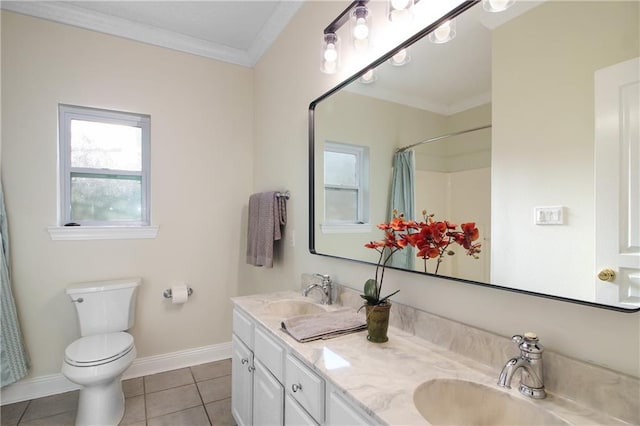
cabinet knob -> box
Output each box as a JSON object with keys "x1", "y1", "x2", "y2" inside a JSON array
[
  {"x1": 291, "y1": 383, "x2": 303, "y2": 392},
  {"x1": 248, "y1": 366, "x2": 255, "y2": 372},
  {"x1": 241, "y1": 358, "x2": 249, "y2": 365}
]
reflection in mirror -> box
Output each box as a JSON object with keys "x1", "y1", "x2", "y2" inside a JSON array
[{"x1": 310, "y1": 1, "x2": 640, "y2": 311}]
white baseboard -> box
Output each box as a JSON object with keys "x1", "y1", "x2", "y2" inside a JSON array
[{"x1": 0, "y1": 341, "x2": 231, "y2": 406}]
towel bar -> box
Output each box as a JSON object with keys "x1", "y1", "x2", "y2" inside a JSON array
[{"x1": 276, "y1": 191, "x2": 290, "y2": 200}]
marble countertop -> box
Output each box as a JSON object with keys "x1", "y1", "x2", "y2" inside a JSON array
[{"x1": 232, "y1": 291, "x2": 626, "y2": 425}]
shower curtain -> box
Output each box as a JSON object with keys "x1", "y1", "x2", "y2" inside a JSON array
[
  {"x1": 1, "y1": 181, "x2": 29, "y2": 387},
  {"x1": 389, "y1": 151, "x2": 415, "y2": 269}
]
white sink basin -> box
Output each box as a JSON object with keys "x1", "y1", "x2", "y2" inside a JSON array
[
  {"x1": 413, "y1": 379, "x2": 568, "y2": 426},
  {"x1": 264, "y1": 299, "x2": 326, "y2": 317}
]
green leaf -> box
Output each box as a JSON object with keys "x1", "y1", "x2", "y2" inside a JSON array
[
  {"x1": 379, "y1": 289, "x2": 400, "y2": 304},
  {"x1": 364, "y1": 279, "x2": 378, "y2": 299},
  {"x1": 359, "y1": 295, "x2": 378, "y2": 305}
]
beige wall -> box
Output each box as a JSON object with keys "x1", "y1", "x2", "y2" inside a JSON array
[
  {"x1": 492, "y1": 1, "x2": 639, "y2": 300},
  {"x1": 1, "y1": 0, "x2": 639, "y2": 383},
  {"x1": 247, "y1": 1, "x2": 640, "y2": 378},
  {"x1": 1, "y1": 11, "x2": 253, "y2": 377}
]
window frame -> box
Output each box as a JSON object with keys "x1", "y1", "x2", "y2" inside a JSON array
[
  {"x1": 323, "y1": 141, "x2": 370, "y2": 226},
  {"x1": 58, "y1": 104, "x2": 151, "y2": 227}
]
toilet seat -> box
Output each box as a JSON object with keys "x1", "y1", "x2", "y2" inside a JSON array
[{"x1": 65, "y1": 332, "x2": 134, "y2": 367}]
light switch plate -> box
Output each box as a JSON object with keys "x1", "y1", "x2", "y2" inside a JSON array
[{"x1": 534, "y1": 206, "x2": 565, "y2": 225}]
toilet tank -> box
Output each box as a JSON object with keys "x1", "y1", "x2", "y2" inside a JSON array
[{"x1": 66, "y1": 278, "x2": 141, "y2": 336}]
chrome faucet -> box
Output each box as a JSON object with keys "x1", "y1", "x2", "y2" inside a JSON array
[
  {"x1": 303, "y1": 274, "x2": 333, "y2": 305},
  {"x1": 497, "y1": 332, "x2": 546, "y2": 399}
]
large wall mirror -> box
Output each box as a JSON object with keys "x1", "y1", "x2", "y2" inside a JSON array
[{"x1": 309, "y1": 0, "x2": 640, "y2": 311}]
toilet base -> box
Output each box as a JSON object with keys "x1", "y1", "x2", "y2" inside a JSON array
[{"x1": 75, "y1": 375, "x2": 125, "y2": 426}]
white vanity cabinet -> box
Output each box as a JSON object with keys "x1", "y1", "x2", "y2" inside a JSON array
[
  {"x1": 232, "y1": 308, "x2": 286, "y2": 426},
  {"x1": 232, "y1": 306, "x2": 377, "y2": 426}
]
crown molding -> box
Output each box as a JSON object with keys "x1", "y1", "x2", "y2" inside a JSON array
[{"x1": 1, "y1": 1, "x2": 303, "y2": 67}]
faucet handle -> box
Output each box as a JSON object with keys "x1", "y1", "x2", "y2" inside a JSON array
[
  {"x1": 513, "y1": 332, "x2": 544, "y2": 356},
  {"x1": 313, "y1": 274, "x2": 331, "y2": 284}
]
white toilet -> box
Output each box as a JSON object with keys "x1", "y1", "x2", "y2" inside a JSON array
[{"x1": 61, "y1": 278, "x2": 141, "y2": 426}]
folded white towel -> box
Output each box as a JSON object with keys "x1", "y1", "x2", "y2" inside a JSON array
[{"x1": 281, "y1": 309, "x2": 367, "y2": 343}]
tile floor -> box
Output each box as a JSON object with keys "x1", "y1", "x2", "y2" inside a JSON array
[{"x1": 1, "y1": 359, "x2": 235, "y2": 426}]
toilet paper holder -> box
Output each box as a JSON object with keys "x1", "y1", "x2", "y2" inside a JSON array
[{"x1": 163, "y1": 287, "x2": 194, "y2": 299}]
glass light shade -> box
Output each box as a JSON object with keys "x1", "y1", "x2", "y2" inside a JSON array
[
  {"x1": 390, "y1": 48, "x2": 410, "y2": 66},
  {"x1": 321, "y1": 33, "x2": 340, "y2": 74},
  {"x1": 358, "y1": 69, "x2": 377, "y2": 84},
  {"x1": 482, "y1": 0, "x2": 515, "y2": 13},
  {"x1": 428, "y1": 19, "x2": 456, "y2": 44},
  {"x1": 351, "y1": 5, "x2": 371, "y2": 49},
  {"x1": 388, "y1": 0, "x2": 414, "y2": 23}
]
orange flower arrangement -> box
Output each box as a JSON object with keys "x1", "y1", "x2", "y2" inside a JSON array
[
  {"x1": 362, "y1": 210, "x2": 481, "y2": 305},
  {"x1": 404, "y1": 210, "x2": 482, "y2": 275}
]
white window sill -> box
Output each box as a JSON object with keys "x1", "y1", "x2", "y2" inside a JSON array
[
  {"x1": 320, "y1": 223, "x2": 372, "y2": 234},
  {"x1": 47, "y1": 226, "x2": 159, "y2": 241}
]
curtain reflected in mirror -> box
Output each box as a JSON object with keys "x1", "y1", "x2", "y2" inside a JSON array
[{"x1": 389, "y1": 151, "x2": 415, "y2": 269}]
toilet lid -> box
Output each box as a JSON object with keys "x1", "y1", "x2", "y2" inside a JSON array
[{"x1": 65, "y1": 332, "x2": 134, "y2": 367}]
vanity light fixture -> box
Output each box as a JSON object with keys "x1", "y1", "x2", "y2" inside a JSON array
[
  {"x1": 321, "y1": 32, "x2": 340, "y2": 74},
  {"x1": 390, "y1": 48, "x2": 410, "y2": 66},
  {"x1": 320, "y1": 0, "x2": 370, "y2": 74},
  {"x1": 351, "y1": 4, "x2": 372, "y2": 49},
  {"x1": 428, "y1": 19, "x2": 456, "y2": 44},
  {"x1": 482, "y1": 0, "x2": 515, "y2": 13},
  {"x1": 388, "y1": 0, "x2": 414, "y2": 23},
  {"x1": 358, "y1": 69, "x2": 377, "y2": 84}
]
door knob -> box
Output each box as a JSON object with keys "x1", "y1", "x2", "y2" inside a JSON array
[{"x1": 597, "y1": 268, "x2": 616, "y2": 282}]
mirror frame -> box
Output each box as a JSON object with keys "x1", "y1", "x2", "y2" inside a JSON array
[{"x1": 308, "y1": 0, "x2": 639, "y2": 313}]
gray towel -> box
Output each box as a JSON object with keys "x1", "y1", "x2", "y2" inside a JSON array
[
  {"x1": 246, "y1": 191, "x2": 286, "y2": 267},
  {"x1": 281, "y1": 309, "x2": 367, "y2": 343}
]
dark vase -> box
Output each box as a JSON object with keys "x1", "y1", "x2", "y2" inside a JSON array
[{"x1": 365, "y1": 302, "x2": 391, "y2": 343}]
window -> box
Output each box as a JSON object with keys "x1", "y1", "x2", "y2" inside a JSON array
[
  {"x1": 323, "y1": 142, "x2": 369, "y2": 226},
  {"x1": 58, "y1": 105, "x2": 150, "y2": 227}
]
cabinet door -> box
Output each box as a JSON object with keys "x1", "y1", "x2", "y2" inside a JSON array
[
  {"x1": 285, "y1": 354, "x2": 325, "y2": 423},
  {"x1": 284, "y1": 394, "x2": 319, "y2": 426},
  {"x1": 327, "y1": 390, "x2": 377, "y2": 425},
  {"x1": 232, "y1": 334, "x2": 253, "y2": 426},
  {"x1": 253, "y1": 359, "x2": 284, "y2": 426}
]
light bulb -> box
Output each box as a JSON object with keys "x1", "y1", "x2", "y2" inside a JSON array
[
  {"x1": 323, "y1": 43, "x2": 338, "y2": 62},
  {"x1": 483, "y1": 0, "x2": 515, "y2": 12},
  {"x1": 391, "y1": 48, "x2": 409, "y2": 66},
  {"x1": 353, "y1": 18, "x2": 369, "y2": 40},
  {"x1": 393, "y1": 49, "x2": 407, "y2": 63},
  {"x1": 361, "y1": 70, "x2": 374, "y2": 81},
  {"x1": 428, "y1": 19, "x2": 456, "y2": 44},
  {"x1": 434, "y1": 21, "x2": 451, "y2": 41},
  {"x1": 390, "y1": 0, "x2": 411, "y2": 11},
  {"x1": 323, "y1": 60, "x2": 337, "y2": 74}
]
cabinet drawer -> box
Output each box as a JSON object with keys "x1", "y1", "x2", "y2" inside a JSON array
[
  {"x1": 285, "y1": 394, "x2": 319, "y2": 426},
  {"x1": 254, "y1": 326, "x2": 284, "y2": 383},
  {"x1": 285, "y1": 354, "x2": 325, "y2": 423},
  {"x1": 328, "y1": 390, "x2": 377, "y2": 425},
  {"x1": 233, "y1": 308, "x2": 254, "y2": 349}
]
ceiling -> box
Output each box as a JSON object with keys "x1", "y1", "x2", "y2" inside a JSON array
[{"x1": 0, "y1": 1, "x2": 304, "y2": 67}]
